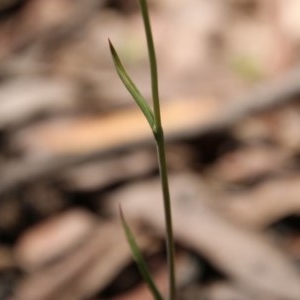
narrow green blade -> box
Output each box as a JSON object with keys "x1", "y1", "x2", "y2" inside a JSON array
[
  {"x1": 119, "y1": 206, "x2": 165, "y2": 300},
  {"x1": 109, "y1": 40, "x2": 155, "y2": 129}
]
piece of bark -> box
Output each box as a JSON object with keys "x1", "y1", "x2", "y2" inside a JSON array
[{"x1": 106, "y1": 173, "x2": 300, "y2": 300}]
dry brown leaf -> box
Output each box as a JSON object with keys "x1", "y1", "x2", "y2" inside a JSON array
[
  {"x1": 201, "y1": 281, "x2": 265, "y2": 300},
  {"x1": 14, "y1": 220, "x2": 155, "y2": 300},
  {"x1": 223, "y1": 176, "x2": 300, "y2": 228},
  {"x1": 106, "y1": 173, "x2": 300, "y2": 300},
  {"x1": 60, "y1": 149, "x2": 157, "y2": 191},
  {"x1": 0, "y1": 78, "x2": 77, "y2": 129},
  {"x1": 208, "y1": 144, "x2": 289, "y2": 183},
  {"x1": 15, "y1": 209, "x2": 97, "y2": 271},
  {"x1": 111, "y1": 251, "x2": 198, "y2": 300}
]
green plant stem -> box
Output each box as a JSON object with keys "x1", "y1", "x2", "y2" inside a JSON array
[
  {"x1": 111, "y1": 0, "x2": 176, "y2": 298},
  {"x1": 139, "y1": 1, "x2": 176, "y2": 299},
  {"x1": 155, "y1": 128, "x2": 176, "y2": 300},
  {"x1": 139, "y1": 0, "x2": 161, "y2": 129}
]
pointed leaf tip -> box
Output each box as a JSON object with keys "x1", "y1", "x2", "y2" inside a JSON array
[
  {"x1": 108, "y1": 39, "x2": 155, "y2": 130},
  {"x1": 119, "y1": 208, "x2": 165, "y2": 300},
  {"x1": 108, "y1": 38, "x2": 114, "y2": 52}
]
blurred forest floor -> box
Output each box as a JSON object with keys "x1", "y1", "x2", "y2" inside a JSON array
[{"x1": 1, "y1": 0, "x2": 300, "y2": 299}]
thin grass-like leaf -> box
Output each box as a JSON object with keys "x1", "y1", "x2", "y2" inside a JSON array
[
  {"x1": 139, "y1": 0, "x2": 160, "y2": 128},
  {"x1": 110, "y1": 1, "x2": 176, "y2": 298},
  {"x1": 119, "y1": 206, "x2": 165, "y2": 300},
  {"x1": 109, "y1": 40, "x2": 155, "y2": 129},
  {"x1": 139, "y1": 1, "x2": 176, "y2": 298}
]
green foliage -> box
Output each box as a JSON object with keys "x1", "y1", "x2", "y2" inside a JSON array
[
  {"x1": 120, "y1": 207, "x2": 165, "y2": 300},
  {"x1": 109, "y1": 39, "x2": 155, "y2": 130},
  {"x1": 109, "y1": 1, "x2": 176, "y2": 299}
]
